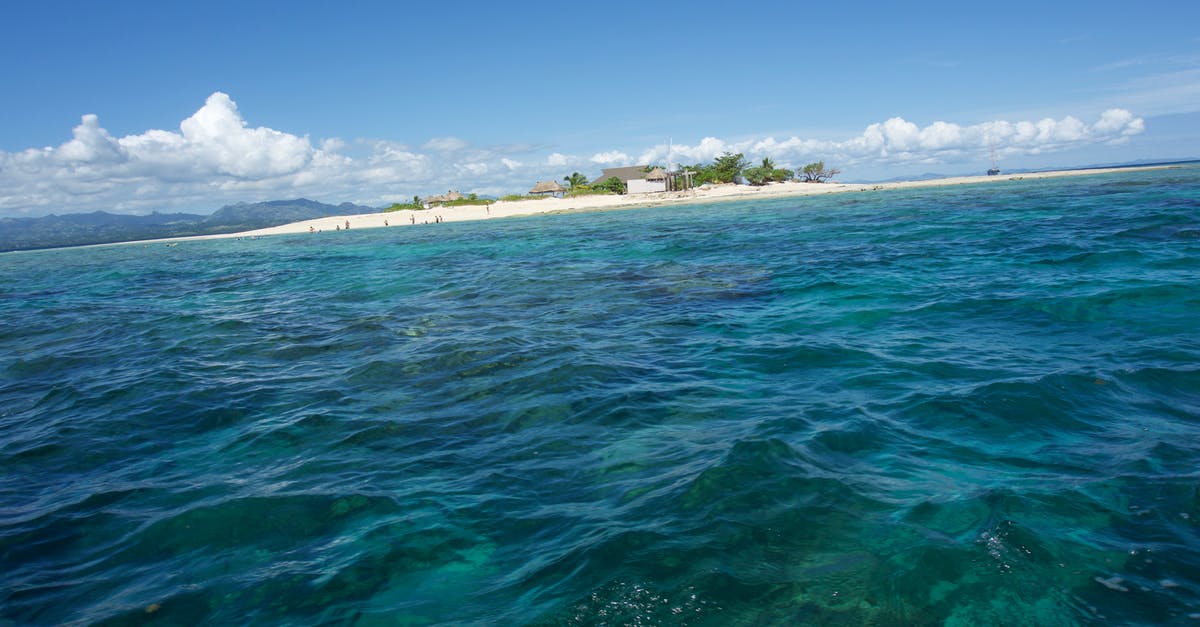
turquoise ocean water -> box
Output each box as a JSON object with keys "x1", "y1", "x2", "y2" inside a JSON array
[{"x1": 2, "y1": 167, "x2": 1199, "y2": 625}]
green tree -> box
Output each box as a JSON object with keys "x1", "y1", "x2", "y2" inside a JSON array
[
  {"x1": 743, "y1": 165, "x2": 770, "y2": 185},
  {"x1": 563, "y1": 172, "x2": 589, "y2": 189},
  {"x1": 801, "y1": 161, "x2": 841, "y2": 183},
  {"x1": 745, "y1": 156, "x2": 796, "y2": 185},
  {"x1": 711, "y1": 152, "x2": 748, "y2": 183},
  {"x1": 595, "y1": 176, "x2": 626, "y2": 194}
]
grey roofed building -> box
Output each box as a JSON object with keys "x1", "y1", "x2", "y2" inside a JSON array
[{"x1": 590, "y1": 166, "x2": 651, "y2": 185}]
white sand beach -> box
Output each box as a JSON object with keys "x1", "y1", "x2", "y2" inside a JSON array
[{"x1": 149, "y1": 166, "x2": 1171, "y2": 244}]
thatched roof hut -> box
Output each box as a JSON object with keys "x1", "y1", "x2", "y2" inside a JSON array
[
  {"x1": 529, "y1": 180, "x2": 566, "y2": 197},
  {"x1": 425, "y1": 190, "x2": 465, "y2": 205},
  {"x1": 644, "y1": 167, "x2": 668, "y2": 181}
]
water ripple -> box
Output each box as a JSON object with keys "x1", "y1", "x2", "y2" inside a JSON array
[{"x1": 2, "y1": 167, "x2": 1199, "y2": 623}]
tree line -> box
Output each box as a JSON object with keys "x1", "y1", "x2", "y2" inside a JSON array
[
  {"x1": 690, "y1": 153, "x2": 841, "y2": 186},
  {"x1": 558, "y1": 154, "x2": 840, "y2": 196}
]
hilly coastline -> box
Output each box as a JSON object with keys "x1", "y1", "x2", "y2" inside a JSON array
[{"x1": 0, "y1": 199, "x2": 374, "y2": 252}]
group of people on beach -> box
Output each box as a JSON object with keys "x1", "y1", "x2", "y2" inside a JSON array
[{"x1": 306, "y1": 214, "x2": 449, "y2": 233}]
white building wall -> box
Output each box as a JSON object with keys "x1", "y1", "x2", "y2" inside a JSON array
[{"x1": 627, "y1": 178, "x2": 667, "y2": 194}]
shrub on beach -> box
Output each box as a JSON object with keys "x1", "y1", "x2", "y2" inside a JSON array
[
  {"x1": 744, "y1": 157, "x2": 796, "y2": 185},
  {"x1": 384, "y1": 196, "x2": 425, "y2": 211},
  {"x1": 593, "y1": 177, "x2": 627, "y2": 195},
  {"x1": 499, "y1": 193, "x2": 552, "y2": 202},
  {"x1": 437, "y1": 196, "x2": 491, "y2": 207},
  {"x1": 801, "y1": 161, "x2": 841, "y2": 183},
  {"x1": 566, "y1": 187, "x2": 615, "y2": 198}
]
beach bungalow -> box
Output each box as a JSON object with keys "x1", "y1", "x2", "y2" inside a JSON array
[
  {"x1": 590, "y1": 166, "x2": 651, "y2": 187},
  {"x1": 628, "y1": 167, "x2": 668, "y2": 194},
  {"x1": 591, "y1": 165, "x2": 671, "y2": 194},
  {"x1": 528, "y1": 180, "x2": 566, "y2": 198}
]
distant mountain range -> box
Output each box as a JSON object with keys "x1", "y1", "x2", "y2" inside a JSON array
[{"x1": 0, "y1": 199, "x2": 375, "y2": 252}]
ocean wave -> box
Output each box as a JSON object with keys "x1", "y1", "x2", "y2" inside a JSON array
[{"x1": 3, "y1": 166, "x2": 1200, "y2": 623}]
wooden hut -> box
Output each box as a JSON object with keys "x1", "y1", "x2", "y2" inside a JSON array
[
  {"x1": 424, "y1": 190, "x2": 465, "y2": 207},
  {"x1": 529, "y1": 180, "x2": 566, "y2": 198}
]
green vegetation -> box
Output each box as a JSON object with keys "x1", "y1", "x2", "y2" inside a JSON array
[
  {"x1": 801, "y1": 161, "x2": 841, "y2": 183},
  {"x1": 384, "y1": 196, "x2": 425, "y2": 211},
  {"x1": 687, "y1": 151, "x2": 748, "y2": 185},
  {"x1": 559, "y1": 171, "x2": 617, "y2": 197},
  {"x1": 565, "y1": 187, "x2": 616, "y2": 198},
  {"x1": 681, "y1": 154, "x2": 837, "y2": 186},
  {"x1": 438, "y1": 194, "x2": 491, "y2": 207},
  {"x1": 711, "y1": 152, "x2": 749, "y2": 183},
  {"x1": 562, "y1": 172, "x2": 589, "y2": 189},
  {"x1": 386, "y1": 193, "x2": 491, "y2": 211},
  {"x1": 499, "y1": 193, "x2": 553, "y2": 202},
  {"x1": 593, "y1": 176, "x2": 627, "y2": 195},
  {"x1": 382, "y1": 155, "x2": 839, "y2": 218},
  {"x1": 743, "y1": 157, "x2": 795, "y2": 186}
]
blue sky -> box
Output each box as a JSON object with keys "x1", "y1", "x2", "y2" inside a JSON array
[{"x1": 1, "y1": 0, "x2": 1196, "y2": 217}]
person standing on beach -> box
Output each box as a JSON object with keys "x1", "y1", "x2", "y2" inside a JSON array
[{"x1": 345, "y1": 220, "x2": 350, "y2": 229}]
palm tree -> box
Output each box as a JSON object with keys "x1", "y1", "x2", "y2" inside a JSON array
[
  {"x1": 761, "y1": 157, "x2": 776, "y2": 171},
  {"x1": 563, "y1": 172, "x2": 588, "y2": 189}
]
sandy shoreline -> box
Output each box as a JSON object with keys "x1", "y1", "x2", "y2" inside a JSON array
[{"x1": 128, "y1": 165, "x2": 1173, "y2": 245}]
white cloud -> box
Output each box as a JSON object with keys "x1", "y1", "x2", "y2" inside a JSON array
[
  {"x1": 320, "y1": 137, "x2": 346, "y2": 152},
  {"x1": 643, "y1": 137, "x2": 733, "y2": 165},
  {"x1": 57, "y1": 114, "x2": 126, "y2": 163},
  {"x1": 589, "y1": 150, "x2": 631, "y2": 165},
  {"x1": 0, "y1": 94, "x2": 1151, "y2": 217},
  {"x1": 423, "y1": 137, "x2": 469, "y2": 152},
  {"x1": 458, "y1": 162, "x2": 490, "y2": 177},
  {"x1": 650, "y1": 110, "x2": 1145, "y2": 168}
]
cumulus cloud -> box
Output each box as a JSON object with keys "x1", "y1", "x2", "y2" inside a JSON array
[
  {"x1": 590, "y1": 150, "x2": 631, "y2": 165},
  {"x1": 57, "y1": 114, "x2": 126, "y2": 163},
  {"x1": 546, "y1": 152, "x2": 572, "y2": 167},
  {"x1": 639, "y1": 109, "x2": 1146, "y2": 168},
  {"x1": 0, "y1": 95, "x2": 1149, "y2": 217},
  {"x1": 1, "y1": 92, "x2": 327, "y2": 214}
]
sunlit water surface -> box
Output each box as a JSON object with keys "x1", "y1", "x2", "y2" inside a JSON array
[{"x1": 2, "y1": 167, "x2": 1199, "y2": 625}]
